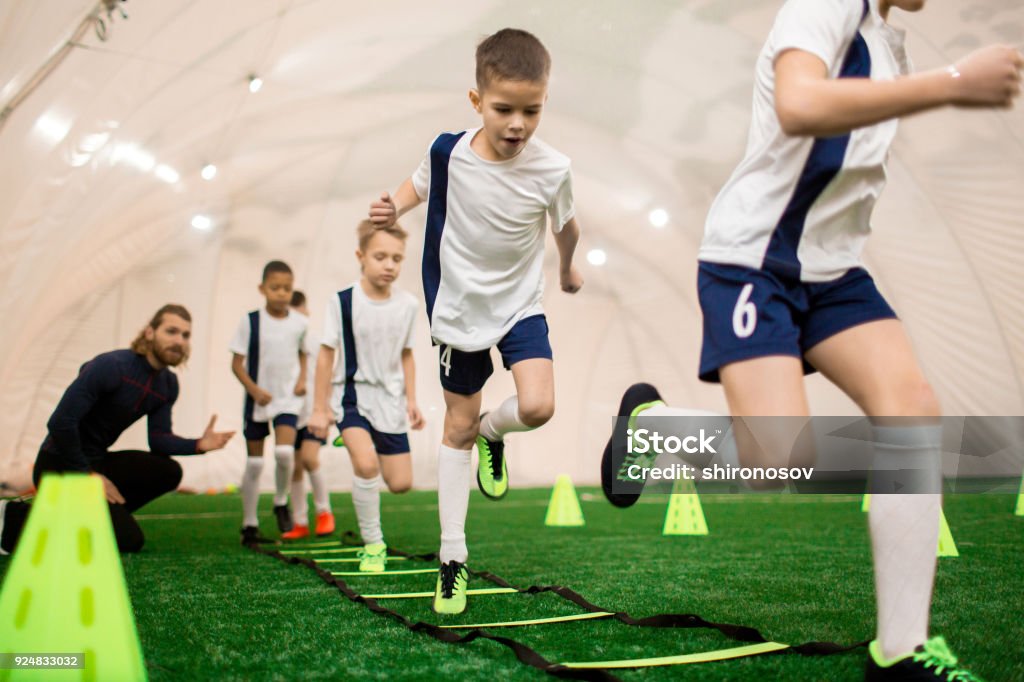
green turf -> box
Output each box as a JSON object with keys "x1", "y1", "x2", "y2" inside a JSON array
[{"x1": 2, "y1": 489, "x2": 1023, "y2": 681}]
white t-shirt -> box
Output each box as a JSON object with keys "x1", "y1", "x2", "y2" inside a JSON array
[
  {"x1": 229, "y1": 308, "x2": 308, "y2": 422},
  {"x1": 411, "y1": 128, "x2": 574, "y2": 351},
  {"x1": 700, "y1": 0, "x2": 911, "y2": 282},
  {"x1": 296, "y1": 332, "x2": 318, "y2": 429},
  {"x1": 321, "y1": 283, "x2": 418, "y2": 434}
]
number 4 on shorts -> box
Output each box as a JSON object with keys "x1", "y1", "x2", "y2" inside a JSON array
[{"x1": 440, "y1": 345, "x2": 453, "y2": 377}]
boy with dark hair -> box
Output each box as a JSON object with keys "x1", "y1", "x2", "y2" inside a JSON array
[
  {"x1": 230, "y1": 260, "x2": 309, "y2": 545},
  {"x1": 370, "y1": 28, "x2": 582, "y2": 613}
]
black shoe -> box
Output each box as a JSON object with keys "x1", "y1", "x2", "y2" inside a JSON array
[
  {"x1": 865, "y1": 637, "x2": 983, "y2": 681},
  {"x1": 274, "y1": 503, "x2": 293, "y2": 532},
  {"x1": 241, "y1": 526, "x2": 277, "y2": 546},
  {"x1": 0, "y1": 499, "x2": 31, "y2": 555},
  {"x1": 601, "y1": 383, "x2": 664, "y2": 508}
]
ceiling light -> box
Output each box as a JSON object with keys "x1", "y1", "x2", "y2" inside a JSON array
[
  {"x1": 154, "y1": 164, "x2": 179, "y2": 184},
  {"x1": 586, "y1": 249, "x2": 607, "y2": 266},
  {"x1": 201, "y1": 163, "x2": 217, "y2": 180},
  {"x1": 248, "y1": 75, "x2": 263, "y2": 93},
  {"x1": 191, "y1": 214, "x2": 212, "y2": 231},
  {"x1": 648, "y1": 208, "x2": 669, "y2": 228}
]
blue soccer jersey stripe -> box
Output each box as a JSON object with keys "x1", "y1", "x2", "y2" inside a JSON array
[
  {"x1": 422, "y1": 131, "x2": 466, "y2": 325},
  {"x1": 339, "y1": 288, "x2": 359, "y2": 412}
]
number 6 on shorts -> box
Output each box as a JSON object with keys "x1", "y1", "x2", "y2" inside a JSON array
[{"x1": 732, "y1": 283, "x2": 757, "y2": 339}]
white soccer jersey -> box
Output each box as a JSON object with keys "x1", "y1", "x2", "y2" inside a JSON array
[
  {"x1": 411, "y1": 128, "x2": 574, "y2": 351},
  {"x1": 229, "y1": 308, "x2": 308, "y2": 422},
  {"x1": 700, "y1": 0, "x2": 911, "y2": 282},
  {"x1": 321, "y1": 283, "x2": 418, "y2": 434}
]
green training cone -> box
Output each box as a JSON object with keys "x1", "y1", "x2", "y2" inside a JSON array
[
  {"x1": 937, "y1": 508, "x2": 958, "y2": 558},
  {"x1": 544, "y1": 474, "x2": 584, "y2": 527},
  {"x1": 861, "y1": 493, "x2": 871, "y2": 512},
  {"x1": 663, "y1": 477, "x2": 708, "y2": 536},
  {"x1": 0, "y1": 474, "x2": 148, "y2": 681},
  {"x1": 1015, "y1": 476, "x2": 1024, "y2": 516}
]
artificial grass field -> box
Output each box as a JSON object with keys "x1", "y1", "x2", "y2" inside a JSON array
[{"x1": 2, "y1": 488, "x2": 1023, "y2": 681}]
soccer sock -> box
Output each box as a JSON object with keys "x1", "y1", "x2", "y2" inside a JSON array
[
  {"x1": 242, "y1": 457, "x2": 264, "y2": 527},
  {"x1": 309, "y1": 467, "x2": 331, "y2": 514},
  {"x1": 438, "y1": 444, "x2": 471, "y2": 564},
  {"x1": 869, "y1": 424, "x2": 942, "y2": 660},
  {"x1": 291, "y1": 478, "x2": 308, "y2": 525},
  {"x1": 352, "y1": 475, "x2": 383, "y2": 545},
  {"x1": 479, "y1": 396, "x2": 532, "y2": 441},
  {"x1": 273, "y1": 445, "x2": 295, "y2": 506}
]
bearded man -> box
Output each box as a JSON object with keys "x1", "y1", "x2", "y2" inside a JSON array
[{"x1": 0, "y1": 304, "x2": 234, "y2": 553}]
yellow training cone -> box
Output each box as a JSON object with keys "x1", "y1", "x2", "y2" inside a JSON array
[
  {"x1": 862, "y1": 493, "x2": 871, "y2": 512},
  {"x1": 0, "y1": 474, "x2": 148, "y2": 681},
  {"x1": 544, "y1": 475, "x2": 584, "y2": 527},
  {"x1": 663, "y1": 477, "x2": 708, "y2": 536},
  {"x1": 1015, "y1": 476, "x2": 1024, "y2": 516},
  {"x1": 937, "y1": 508, "x2": 958, "y2": 558}
]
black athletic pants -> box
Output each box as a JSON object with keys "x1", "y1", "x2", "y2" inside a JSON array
[{"x1": 28, "y1": 449, "x2": 183, "y2": 553}]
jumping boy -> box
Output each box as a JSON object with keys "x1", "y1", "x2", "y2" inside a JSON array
[
  {"x1": 601, "y1": 1, "x2": 1021, "y2": 678},
  {"x1": 281, "y1": 290, "x2": 335, "y2": 540},
  {"x1": 230, "y1": 260, "x2": 308, "y2": 545},
  {"x1": 307, "y1": 220, "x2": 423, "y2": 573},
  {"x1": 369, "y1": 28, "x2": 583, "y2": 613}
]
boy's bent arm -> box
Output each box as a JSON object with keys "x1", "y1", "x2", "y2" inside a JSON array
[
  {"x1": 401, "y1": 348, "x2": 424, "y2": 430},
  {"x1": 775, "y1": 45, "x2": 1022, "y2": 138},
  {"x1": 231, "y1": 353, "x2": 261, "y2": 397},
  {"x1": 553, "y1": 217, "x2": 583, "y2": 294}
]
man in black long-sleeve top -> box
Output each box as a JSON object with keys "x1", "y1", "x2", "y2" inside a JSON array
[{"x1": 0, "y1": 304, "x2": 234, "y2": 553}]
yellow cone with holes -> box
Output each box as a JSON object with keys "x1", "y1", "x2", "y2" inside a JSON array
[
  {"x1": 544, "y1": 475, "x2": 584, "y2": 527},
  {"x1": 0, "y1": 474, "x2": 147, "y2": 681},
  {"x1": 663, "y1": 477, "x2": 708, "y2": 535}
]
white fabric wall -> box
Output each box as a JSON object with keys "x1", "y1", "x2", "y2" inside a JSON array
[{"x1": 1, "y1": 0, "x2": 1022, "y2": 492}]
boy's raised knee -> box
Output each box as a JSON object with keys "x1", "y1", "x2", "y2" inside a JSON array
[{"x1": 519, "y1": 401, "x2": 554, "y2": 428}]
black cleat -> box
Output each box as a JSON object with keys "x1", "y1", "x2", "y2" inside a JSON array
[
  {"x1": 241, "y1": 526, "x2": 277, "y2": 546},
  {"x1": 865, "y1": 637, "x2": 983, "y2": 681},
  {"x1": 274, "y1": 503, "x2": 294, "y2": 532},
  {"x1": 601, "y1": 383, "x2": 664, "y2": 508}
]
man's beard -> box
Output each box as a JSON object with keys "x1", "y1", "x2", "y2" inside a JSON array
[{"x1": 152, "y1": 341, "x2": 186, "y2": 367}]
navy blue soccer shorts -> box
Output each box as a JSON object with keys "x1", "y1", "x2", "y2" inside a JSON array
[
  {"x1": 697, "y1": 262, "x2": 897, "y2": 383},
  {"x1": 437, "y1": 314, "x2": 553, "y2": 396}
]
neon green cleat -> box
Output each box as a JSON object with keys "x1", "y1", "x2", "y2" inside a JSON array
[
  {"x1": 357, "y1": 542, "x2": 387, "y2": 572},
  {"x1": 475, "y1": 429, "x2": 508, "y2": 500},
  {"x1": 333, "y1": 435, "x2": 345, "y2": 448},
  {"x1": 866, "y1": 637, "x2": 984, "y2": 681},
  {"x1": 432, "y1": 561, "x2": 469, "y2": 615}
]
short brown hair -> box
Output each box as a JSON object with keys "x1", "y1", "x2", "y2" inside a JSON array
[
  {"x1": 357, "y1": 219, "x2": 408, "y2": 251},
  {"x1": 476, "y1": 28, "x2": 551, "y2": 91},
  {"x1": 130, "y1": 304, "x2": 191, "y2": 359}
]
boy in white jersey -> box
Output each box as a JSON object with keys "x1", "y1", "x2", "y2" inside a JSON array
[
  {"x1": 230, "y1": 260, "x2": 308, "y2": 545},
  {"x1": 307, "y1": 221, "x2": 423, "y2": 573},
  {"x1": 281, "y1": 290, "x2": 335, "y2": 540},
  {"x1": 370, "y1": 28, "x2": 583, "y2": 614},
  {"x1": 601, "y1": 1, "x2": 1021, "y2": 679}
]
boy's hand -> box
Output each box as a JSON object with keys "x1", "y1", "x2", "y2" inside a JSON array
[
  {"x1": 951, "y1": 45, "x2": 1023, "y2": 107},
  {"x1": 308, "y1": 409, "x2": 331, "y2": 440},
  {"x1": 293, "y1": 380, "x2": 306, "y2": 397},
  {"x1": 407, "y1": 403, "x2": 425, "y2": 431},
  {"x1": 369, "y1": 192, "x2": 398, "y2": 227},
  {"x1": 251, "y1": 387, "x2": 272, "y2": 406},
  {"x1": 560, "y1": 265, "x2": 584, "y2": 294},
  {"x1": 197, "y1": 415, "x2": 235, "y2": 453}
]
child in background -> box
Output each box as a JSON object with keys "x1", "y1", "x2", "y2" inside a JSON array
[
  {"x1": 281, "y1": 290, "x2": 335, "y2": 540},
  {"x1": 308, "y1": 221, "x2": 423, "y2": 572},
  {"x1": 230, "y1": 260, "x2": 308, "y2": 545}
]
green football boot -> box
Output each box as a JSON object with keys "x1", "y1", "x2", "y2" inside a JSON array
[
  {"x1": 357, "y1": 542, "x2": 387, "y2": 573},
  {"x1": 865, "y1": 637, "x2": 984, "y2": 681},
  {"x1": 476, "y1": 417, "x2": 508, "y2": 500},
  {"x1": 432, "y1": 561, "x2": 469, "y2": 615}
]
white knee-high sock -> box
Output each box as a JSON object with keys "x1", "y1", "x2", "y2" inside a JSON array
[
  {"x1": 869, "y1": 424, "x2": 942, "y2": 660},
  {"x1": 309, "y1": 468, "x2": 331, "y2": 513},
  {"x1": 273, "y1": 445, "x2": 295, "y2": 506},
  {"x1": 479, "y1": 396, "x2": 532, "y2": 441},
  {"x1": 438, "y1": 445, "x2": 471, "y2": 563},
  {"x1": 242, "y1": 457, "x2": 265, "y2": 527},
  {"x1": 291, "y1": 477, "x2": 308, "y2": 525},
  {"x1": 352, "y1": 475, "x2": 383, "y2": 545}
]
